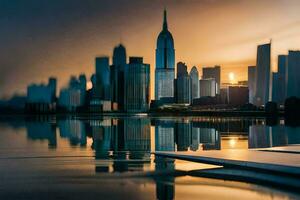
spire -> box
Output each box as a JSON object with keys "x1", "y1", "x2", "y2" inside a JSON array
[{"x1": 163, "y1": 8, "x2": 168, "y2": 31}]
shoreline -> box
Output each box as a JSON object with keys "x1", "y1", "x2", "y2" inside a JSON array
[{"x1": 0, "y1": 110, "x2": 283, "y2": 118}]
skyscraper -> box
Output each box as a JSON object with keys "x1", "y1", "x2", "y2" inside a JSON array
[
  {"x1": 254, "y1": 43, "x2": 271, "y2": 106},
  {"x1": 111, "y1": 44, "x2": 127, "y2": 110},
  {"x1": 202, "y1": 66, "x2": 221, "y2": 94},
  {"x1": 190, "y1": 66, "x2": 200, "y2": 101},
  {"x1": 287, "y1": 51, "x2": 300, "y2": 98},
  {"x1": 124, "y1": 57, "x2": 150, "y2": 112},
  {"x1": 175, "y1": 62, "x2": 190, "y2": 104},
  {"x1": 272, "y1": 55, "x2": 287, "y2": 104},
  {"x1": 248, "y1": 66, "x2": 256, "y2": 104},
  {"x1": 155, "y1": 9, "x2": 175, "y2": 101},
  {"x1": 278, "y1": 55, "x2": 288, "y2": 75}
]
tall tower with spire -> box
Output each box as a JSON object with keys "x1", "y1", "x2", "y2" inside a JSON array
[{"x1": 155, "y1": 9, "x2": 175, "y2": 101}]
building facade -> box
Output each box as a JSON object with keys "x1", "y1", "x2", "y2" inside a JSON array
[
  {"x1": 248, "y1": 66, "x2": 256, "y2": 104},
  {"x1": 124, "y1": 57, "x2": 150, "y2": 112},
  {"x1": 202, "y1": 66, "x2": 221, "y2": 94},
  {"x1": 272, "y1": 55, "x2": 287, "y2": 104},
  {"x1": 199, "y1": 78, "x2": 216, "y2": 97},
  {"x1": 175, "y1": 62, "x2": 191, "y2": 104},
  {"x1": 227, "y1": 86, "x2": 249, "y2": 106},
  {"x1": 190, "y1": 66, "x2": 200, "y2": 101},
  {"x1": 287, "y1": 51, "x2": 300, "y2": 98},
  {"x1": 254, "y1": 43, "x2": 271, "y2": 106},
  {"x1": 155, "y1": 9, "x2": 175, "y2": 101}
]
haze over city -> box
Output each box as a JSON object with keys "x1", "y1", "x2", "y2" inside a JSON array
[{"x1": 1, "y1": 0, "x2": 300, "y2": 99}]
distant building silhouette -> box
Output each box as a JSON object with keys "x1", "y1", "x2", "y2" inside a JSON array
[
  {"x1": 248, "y1": 66, "x2": 256, "y2": 104},
  {"x1": 26, "y1": 77, "x2": 57, "y2": 113},
  {"x1": 155, "y1": 9, "x2": 175, "y2": 101},
  {"x1": 202, "y1": 66, "x2": 221, "y2": 94},
  {"x1": 287, "y1": 51, "x2": 300, "y2": 98},
  {"x1": 174, "y1": 62, "x2": 191, "y2": 104},
  {"x1": 89, "y1": 57, "x2": 112, "y2": 112},
  {"x1": 95, "y1": 57, "x2": 111, "y2": 100},
  {"x1": 124, "y1": 57, "x2": 150, "y2": 112},
  {"x1": 190, "y1": 66, "x2": 200, "y2": 101},
  {"x1": 254, "y1": 43, "x2": 271, "y2": 106},
  {"x1": 58, "y1": 75, "x2": 86, "y2": 111}
]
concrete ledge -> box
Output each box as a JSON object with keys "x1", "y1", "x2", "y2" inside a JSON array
[{"x1": 153, "y1": 150, "x2": 300, "y2": 177}]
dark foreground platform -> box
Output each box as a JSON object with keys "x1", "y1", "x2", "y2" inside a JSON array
[{"x1": 154, "y1": 148, "x2": 300, "y2": 176}]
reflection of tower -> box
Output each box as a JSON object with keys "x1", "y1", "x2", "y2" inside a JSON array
[
  {"x1": 248, "y1": 125, "x2": 270, "y2": 148},
  {"x1": 111, "y1": 118, "x2": 128, "y2": 172},
  {"x1": 249, "y1": 125, "x2": 289, "y2": 148},
  {"x1": 155, "y1": 119, "x2": 175, "y2": 151},
  {"x1": 124, "y1": 118, "x2": 151, "y2": 154},
  {"x1": 155, "y1": 156, "x2": 175, "y2": 200},
  {"x1": 175, "y1": 120, "x2": 191, "y2": 151},
  {"x1": 26, "y1": 121, "x2": 57, "y2": 148},
  {"x1": 91, "y1": 119, "x2": 112, "y2": 160},
  {"x1": 199, "y1": 128, "x2": 220, "y2": 150},
  {"x1": 191, "y1": 124, "x2": 200, "y2": 151},
  {"x1": 58, "y1": 119, "x2": 87, "y2": 147},
  {"x1": 112, "y1": 118, "x2": 151, "y2": 172},
  {"x1": 155, "y1": 9, "x2": 175, "y2": 100},
  {"x1": 286, "y1": 126, "x2": 300, "y2": 145}
]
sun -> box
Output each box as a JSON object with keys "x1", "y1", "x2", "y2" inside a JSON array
[{"x1": 229, "y1": 72, "x2": 235, "y2": 83}]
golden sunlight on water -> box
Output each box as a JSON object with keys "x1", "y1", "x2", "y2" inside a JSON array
[{"x1": 221, "y1": 135, "x2": 248, "y2": 149}]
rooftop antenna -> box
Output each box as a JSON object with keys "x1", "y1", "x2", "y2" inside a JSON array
[
  {"x1": 119, "y1": 33, "x2": 123, "y2": 45},
  {"x1": 163, "y1": 6, "x2": 168, "y2": 30}
]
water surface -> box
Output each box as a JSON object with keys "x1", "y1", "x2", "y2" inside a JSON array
[{"x1": 0, "y1": 115, "x2": 299, "y2": 199}]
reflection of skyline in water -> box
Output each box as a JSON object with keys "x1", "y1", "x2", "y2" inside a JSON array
[{"x1": 19, "y1": 117, "x2": 300, "y2": 154}]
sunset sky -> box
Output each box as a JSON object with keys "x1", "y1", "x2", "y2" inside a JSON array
[{"x1": 1, "y1": 0, "x2": 300, "y2": 99}]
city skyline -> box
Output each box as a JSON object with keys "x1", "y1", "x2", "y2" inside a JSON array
[
  {"x1": 1, "y1": 1, "x2": 300, "y2": 199},
  {"x1": 2, "y1": 0, "x2": 300, "y2": 99}
]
